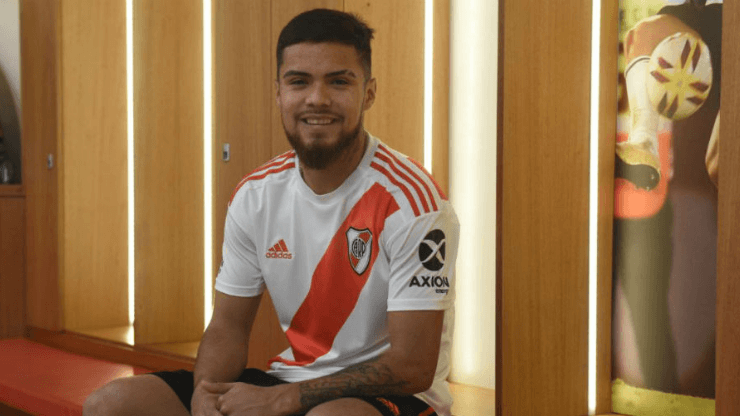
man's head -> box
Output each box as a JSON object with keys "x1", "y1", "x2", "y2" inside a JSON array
[
  {"x1": 277, "y1": 9, "x2": 375, "y2": 81},
  {"x1": 275, "y1": 9, "x2": 377, "y2": 171}
]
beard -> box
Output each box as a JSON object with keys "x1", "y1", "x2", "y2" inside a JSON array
[{"x1": 284, "y1": 117, "x2": 364, "y2": 170}]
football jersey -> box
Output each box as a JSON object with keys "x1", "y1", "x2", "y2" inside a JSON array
[{"x1": 215, "y1": 133, "x2": 459, "y2": 415}]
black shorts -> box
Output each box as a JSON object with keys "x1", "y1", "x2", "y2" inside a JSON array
[{"x1": 151, "y1": 368, "x2": 437, "y2": 416}]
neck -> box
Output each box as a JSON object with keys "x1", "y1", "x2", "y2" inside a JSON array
[{"x1": 300, "y1": 131, "x2": 368, "y2": 195}]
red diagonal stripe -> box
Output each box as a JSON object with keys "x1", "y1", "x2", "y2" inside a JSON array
[
  {"x1": 278, "y1": 239, "x2": 288, "y2": 252},
  {"x1": 269, "y1": 183, "x2": 399, "y2": 366},
  {"x1": 378, "y1": 145, "x2": 438, "y2": 212},
  {"x1": 371, "y1": 162, "x2": 420, "y2": 216}
]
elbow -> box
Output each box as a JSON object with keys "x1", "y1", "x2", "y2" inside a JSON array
[{"x1": 402, "y1": 362, "x2": 437, "y2": 393}]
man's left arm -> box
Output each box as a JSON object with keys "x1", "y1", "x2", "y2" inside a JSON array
[{"x1": 209, "y1": 309, "x2": 444, "y2": 416}]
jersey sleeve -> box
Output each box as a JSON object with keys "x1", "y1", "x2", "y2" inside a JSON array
[
  {"x1": 214, "y1": 199, "x2": 265, "y2": 297},
  {"x1": 385, "y1": 204, "x2": 460, "y2": 311}
]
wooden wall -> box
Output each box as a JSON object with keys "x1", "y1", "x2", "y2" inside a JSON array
[
  {"x1": 60, "y1": 0, "x2": 128, "y2": 332},
  {"x1": 716, "y1": 1, "x2": 740, "y2": 414},
  {"x1": 496, "y1": 0, "x2": 617, "y2": 413},
  {"x1": 133, "y1": 0, "x2": 205, "y2": 345},
  {"x1": 21, "y1": 0, "x2": 63, "y2": 331}
]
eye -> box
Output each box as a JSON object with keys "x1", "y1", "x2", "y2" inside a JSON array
[
  {"x1": 331, "y1": 78, "x2": 349, "y2": 85},
  {"x1": 288, "y1": 78, "x2": 307, "y2": 86}
]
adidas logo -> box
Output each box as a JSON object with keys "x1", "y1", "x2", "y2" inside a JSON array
[{"x1": 266, "y1": 239, "x2": 293, "y2": 259}]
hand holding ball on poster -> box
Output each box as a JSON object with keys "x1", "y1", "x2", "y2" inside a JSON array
[{"x1": 647, "y1": 32, "x2": 713, "y2": 120}]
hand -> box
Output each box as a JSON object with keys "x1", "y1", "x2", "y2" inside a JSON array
[
  {"x1": 201, "y1": 381, "x2": 298, "y2": 416},
  {"x1": 191, "y1": 381, "x2": 222, "y2": 416}
]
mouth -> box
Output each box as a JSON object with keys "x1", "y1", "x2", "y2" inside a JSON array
[{"x1": 300, "y1": 115, "x2": 339, "y2": 126}]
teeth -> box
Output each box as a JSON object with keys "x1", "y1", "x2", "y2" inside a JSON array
[{"x1": 304, "y1": 118, "x2": 334, "y2": 125}]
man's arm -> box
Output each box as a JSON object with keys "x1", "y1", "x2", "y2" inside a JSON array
[
  {"x1": 212, "y1": 309, "x2": 445, "y2": 416},
  {"x1": 192, "y1": 291, "x2": 262, "y2": 414},
  {"x1": 296, "y1": 310, "x2": 444, "y2": 408}
]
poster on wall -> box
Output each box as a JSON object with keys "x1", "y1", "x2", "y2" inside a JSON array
[{"x1": 612, "y1": 0, "x2": 722, "y2": 414}]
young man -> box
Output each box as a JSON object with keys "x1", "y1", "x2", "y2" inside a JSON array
[{"x1": 83, "y1": 9, "x2": 458, "y2": 416}]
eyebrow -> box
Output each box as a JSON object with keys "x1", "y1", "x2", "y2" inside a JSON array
[{"x1": 282, "y1": 69, "x2": 358, "y2": 79}]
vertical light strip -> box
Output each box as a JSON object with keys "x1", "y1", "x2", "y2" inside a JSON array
[
  {"x1": 588, "y1": 0, "x2": 602, "y2": 413},
  {"x1": 203, "y1": 0, "x2": 214, "y2": 329},
  {"x1": 423, "y1": 0, "x2": 434, "y2": 173},
  {"x1": 126, "y1": 0, "x2": 135, "y2": 328}
]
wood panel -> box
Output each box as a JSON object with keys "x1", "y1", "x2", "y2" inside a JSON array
[
  {"x1": 20, "y1": 0, "x2": 63, "y2": 331},
  {"x1": 344, "y1": 0, "x2": 425, "y2": 163},
  {"x1": 270, "y1": 0, "x2": 344, "y2": 158},
  {"x1": 213, "y1": 0, "x2": 290, "y2": 369},
  {"x1": 432, "y1": 0, "x2": 450, "y2": 194},
  {"x1": 716, "y1": 2, "x2": 740, "y2": 414},
  {"x1": 0, "y1": 196, "x2": 25, "y2": 338},
  {"x1": 596, "y1": 0, "x2": 618, "y2": 412},
  {"x1": 60, "y1": 0, "x2": 128, "y2": 331},
  {"x1": 497, "y1": 0, "x2": 592, "y2": 414},
  {"x1": 133, "y1": 0, "x2": 204, "y2": 344}
]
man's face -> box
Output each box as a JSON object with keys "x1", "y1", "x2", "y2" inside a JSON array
[{"x1": 276, "y1": 42, "x2": 376, "y2": 169}]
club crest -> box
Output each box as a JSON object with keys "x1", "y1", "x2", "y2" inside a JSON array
[{"x1": 346, "y1": 227, "x2": 373, "y2": 275}]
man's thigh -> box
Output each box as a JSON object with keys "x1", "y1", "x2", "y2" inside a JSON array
[{"x1": 83, "y1": 374, "x2": 189, "y2": 416}]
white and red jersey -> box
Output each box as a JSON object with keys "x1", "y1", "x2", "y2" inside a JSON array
[{"x1": 215, "y1": 134, "x2": 459, "y2": 415}]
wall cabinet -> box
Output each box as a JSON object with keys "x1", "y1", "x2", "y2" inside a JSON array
[{"x1": 0, "y1": 186, "x2": 25, "y2": 339}]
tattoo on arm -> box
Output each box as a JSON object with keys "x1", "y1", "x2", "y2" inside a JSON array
[{"x1": 298, "y1": 357, "x2": 411, "y2": 409}]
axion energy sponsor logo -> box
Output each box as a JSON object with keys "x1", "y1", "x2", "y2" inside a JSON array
[
  {"x1": 409, "y1": 275, "x2": 450, "y2": 294},
  {"x1": 418, "y1": 229, "x2": 446, "y2": 271}
]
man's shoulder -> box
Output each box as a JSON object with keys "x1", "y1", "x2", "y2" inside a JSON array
[
  {"x1": 365, "y1": 141, "x2": 450, "y2": 221},
  {"x1": 228, "y1": 150, "x2": 297, "y2": 207}
]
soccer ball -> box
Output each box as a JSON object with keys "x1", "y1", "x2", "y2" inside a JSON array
[{"x1": 647, "y1": 32, "x2": 713, "y2": 120}]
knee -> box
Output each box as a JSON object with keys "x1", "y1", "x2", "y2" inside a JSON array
[{"x1": 82, "y1": 378, "x2": 132, "y2": 416}]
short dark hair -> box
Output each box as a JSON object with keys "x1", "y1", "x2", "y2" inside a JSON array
[{"x1": 276, "y1": 9, "x2": 375, "y2": 80}]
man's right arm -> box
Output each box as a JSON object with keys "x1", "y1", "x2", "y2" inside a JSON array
[{"x1": 192, "y1": 291, "x2": 262, "y2": 414}]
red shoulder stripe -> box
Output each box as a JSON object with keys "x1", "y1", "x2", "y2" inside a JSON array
[
  {"x1": 251, "y1": 151, "x2": 295, "y2": 176},
  {"x1": 374, "y1": 152, "x2": 430, "y2": 214},
  {"x1": 408, "y1": 157, "x2": 448, "y2": 201},
  {"x1": 378, "y1": 145, "x2": 438, "y2": 211},
  {"x1": 371, "y1": 161, "x2": 421, "y2": 217},
  {"x1": 228, "y1": 156, "x2": 295, "y2": 205}
]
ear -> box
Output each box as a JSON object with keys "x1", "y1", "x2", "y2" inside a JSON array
[{"x1": 363, "y1": 77, "x2": 377, "y2": 111}]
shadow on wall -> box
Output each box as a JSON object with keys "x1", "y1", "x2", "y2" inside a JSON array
[{"x1": 0, "y1": 67, "x2": 21, "y2": 184}]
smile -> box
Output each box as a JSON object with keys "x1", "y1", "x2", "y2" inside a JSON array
[{"x1": 302, "y1": 118, "x2": 336, "y2": 125}]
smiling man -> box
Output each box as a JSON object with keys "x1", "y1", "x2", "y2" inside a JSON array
[{"x1": 84, "y1": 9, "x2": 458, "y2": 416}]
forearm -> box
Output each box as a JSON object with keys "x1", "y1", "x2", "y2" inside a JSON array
[
  {"x1": 193, "y1": 323, "x2": 249, "y2": 387},
  {"x1": 293, "y1": 354, "x2": 431, "y2": 412}
]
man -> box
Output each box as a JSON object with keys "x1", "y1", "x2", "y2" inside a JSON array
[{"x1": 83, "y1": 8, "x2": 458, "y2": 416}]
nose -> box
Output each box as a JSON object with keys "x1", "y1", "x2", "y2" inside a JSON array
[{"x1": 306, "y1": 82, "x2": 331, "y2": 107}]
